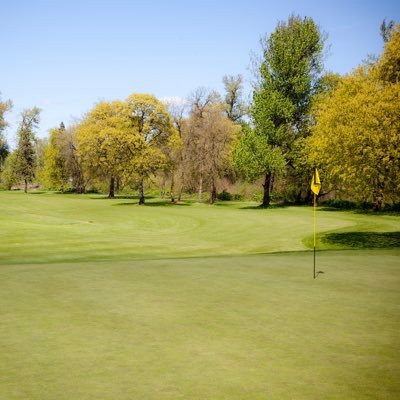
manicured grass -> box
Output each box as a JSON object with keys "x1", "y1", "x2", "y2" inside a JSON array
[
  {"x1": 0, "y1": 191, "x2": 398, "y2": 264},
  {"x1": 0, "y1": 191, "x2": 399, "y2": 399}
]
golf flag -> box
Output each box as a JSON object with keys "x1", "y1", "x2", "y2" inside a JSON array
[
  {"x1": 311, "y1": 168, "x2": 321, "y2": 195},
  {"x1": 311, "y1": 168, "x2": 321, "y2": 279}
]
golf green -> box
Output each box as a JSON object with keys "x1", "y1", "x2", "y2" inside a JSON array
[{"x1": 0, "y1": 191, "x2": 399, "y2": 399}]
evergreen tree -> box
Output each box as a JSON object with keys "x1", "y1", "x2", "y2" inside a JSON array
[{"x1": 14, "y1": 107, "x2": 41, "y2": 192}]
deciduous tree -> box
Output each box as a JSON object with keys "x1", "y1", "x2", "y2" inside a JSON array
[
  {"x1": 126, "y1": 93, "x2": 178, "y2": 204},
  {"x1": 307, "y1": 23, "x2": 400, "y2": 209},
  {"x1": 250, "y1": 15, "x2": 324, "y2": 206}
]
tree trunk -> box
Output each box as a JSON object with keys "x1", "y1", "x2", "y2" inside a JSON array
[
  {"x1": 373, "y1": 189, "x2": 383, "y2": 211},
  {"x1": 209, "y1": 181, "x2": 217, "y2": 204},
  {"x1": 178, "y1": 169, "x2": 185, "y2": 202},
  {"x1": 262, "y1": 172, "x2": 271, "y2": 207},
  {"x1": 170, "y1": 173, "x2": 175, "y2": 203},
  {"x1": 116, "y1": 176, "x2": 121, "y2": 193},
  {"x1": 139, "y1": 177, "x2": 145, "y2": 205},
  {"x1": 160, "y1": 173, "x2": 166, "y2": 199},
  {"x1": 198, "y1": 175, "x2": 203, "y2": 203},
  {"x1": 24, "y1": 179, "x2": 28, "y2": 193},
  {"x1": 108, "y1": 175, "x2": 115, "y2": 198}
]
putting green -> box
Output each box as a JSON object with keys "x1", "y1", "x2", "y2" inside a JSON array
[
  {"x1": 1, "y1": 251, "x2": 400, "y2": 399},
  {"x1": 0, "y1": 191, "x2": 399, "y2": 399}
]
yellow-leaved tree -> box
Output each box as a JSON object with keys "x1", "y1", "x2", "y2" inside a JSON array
[
  {"x1": 126, "y1": 93, "x2": 179, "y2": 204},
  {"x1": 76, "y1": 100, "x2": 144, "y2": 198},
  {"x1": 307, "y1": 23, "x2": 400, "y2": 209}
]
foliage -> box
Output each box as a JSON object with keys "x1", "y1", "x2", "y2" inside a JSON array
[
  {"x1": 13, "y1": 107, "x2": 41, "y2": 191},
  {"x1": 77, "y1": 100, "x2": 143, "y2": 196},
  {"x1": 183, "y1": 97, "x2": 238, "y2": 202},
  {"x1": 0, "y1": 152, "x2": 19, "y2": 189},
  {"x1": 222, "y1": 74, "x2": 247, "y2": 122},
  {"x1": 233, "y1": 124, "x2": 286, "y2": 182},
  {"x1": 126, "y1": 93, "x2": 179, "y2": 203},
  {"x1": 307, "y1": 25, "x2": 400, "y2": 209},
  {"x1": 246, "y1": 15, "x2": 325, "y2": 205},
  {"x1": 0, "y1": 96, "x2": 12, "y2": 134}
]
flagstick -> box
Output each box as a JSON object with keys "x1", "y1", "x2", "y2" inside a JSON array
[{"x1": 313, "y1": 192, "x2": 316, "y2": 279}]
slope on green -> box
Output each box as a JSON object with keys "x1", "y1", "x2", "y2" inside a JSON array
[{"x1": 0, "y1": 191, "x2": 398, "y2": 264}]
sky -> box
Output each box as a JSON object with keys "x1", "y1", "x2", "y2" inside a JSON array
[{"x1": 1, "y1": 0, "x2": 399, "y2": 144}]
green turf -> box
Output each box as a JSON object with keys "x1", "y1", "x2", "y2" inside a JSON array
[
  {"x1": 1, "y1": 191, "x2": 399, "y2": 399},
  {"x1": 0, "y1": 191, "x2": 399, "y2": 264}
]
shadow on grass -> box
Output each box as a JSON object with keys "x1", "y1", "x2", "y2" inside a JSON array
[
  {"x1": 112, "y1": 200, "x2": 192, "y2": 207},
  {"x1": 89, "y1": 195, "x2": 155, "y2": 200},
  {"x1": 240, "y1": 203, "x2": 291, "y2": 210},
  {"x1": 29, "y1": 191, "x2": 48, "y2": 195},
  {"x1": 322, "y1": 231, "x2": 400, "y2": 248},
  {"x1": 320, "y1": 206, "x2": 400, "y2": 216}
]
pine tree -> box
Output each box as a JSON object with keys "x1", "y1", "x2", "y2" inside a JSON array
[{"x1": 14, "y1": 107, "x2": 41, "y2": 192}]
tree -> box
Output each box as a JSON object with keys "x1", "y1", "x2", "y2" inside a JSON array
[
  {"x1": 41, "y1": 123, "x2": 71, "y2": 191},
  {"x1": 184, "y1": 88, "x2": 222, "y2": 202},
  {"x1": 380, "y1": 18, "x2": 395, "y2": 43},
  {"x1": 126, "y1": 93, "x2": 178, "y2": 204},
  {"x1": 222, "y1": 74, "x2": 247, "y2": 122},
  {"x1": 198, "y1": 104, "x2": 239, "y2": 203},
  {"x1": 0, "y1": 96, "x2": 12, "y2": 134},
  {"x1": 249, "y1": 15, "x2": 324, "y2": 206},
  {"x1": 0, "y1": 96, "x2": 12, "y2": 174},
  {"x1": 165, "y1": 99, "x2": 187, "y2": 202},
  {"x1": 76, "y1": 101, "x2": 143, "y2": 198},
  {"x1": 307, "y1": 23, "x2": 400, "y2": 210},
  {"x1": 1, "y1": 152, "x2": 18, "y2": 190},
  {"x1": 13, "y1": 107, "x2": 41, "y2": 192},
  {"x1": 233, "y1": 124, "x2": 286, "y2": 205}
]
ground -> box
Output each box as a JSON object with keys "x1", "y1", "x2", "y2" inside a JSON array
[{"x1": 0, "y1": 191, "x2": 399, "y2": 399}]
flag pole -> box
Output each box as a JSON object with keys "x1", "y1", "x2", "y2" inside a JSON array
[
  {"x1": 313, "y1": 191, "x2": 316, "y2": 279},
  {"x1": 311, "y1": 167, "x2": 320, "y2": 279}
]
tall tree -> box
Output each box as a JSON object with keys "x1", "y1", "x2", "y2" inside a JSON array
[
  {"x1": 185, "y1": 88, "x2": 221, "y2": 202},
  {"x1": 41, "y1": 123, "x2": 71, "y2": 191},
  {"x1": 222, "y1": 74, "x2": 247, "y2": 122},
  {"x1": 126, "y1": 93, "x2": 179, "y2": 204},
  {"x1": 14, "y1": 107, "x2": 41, "y2": 192},
  {"x1": 165, "y1": 100, "x2": 187, "y2": 202},
  {"x1": 307, "y1": 23, "x2": 400, "y2": 210},
  {"x1": 249, "y1": 15, "x2": 324, "y2": 206},
  {"x1": 76, "y1": 101, "x2": 143, "y2": 198}
]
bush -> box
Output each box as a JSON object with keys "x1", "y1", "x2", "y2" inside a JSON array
[
  {"x1": 217, "y1": 190, "x2": 232, "y2": 201},
  {"x1": 322, "y1": 199, "x2": 358, "y2": 210}
]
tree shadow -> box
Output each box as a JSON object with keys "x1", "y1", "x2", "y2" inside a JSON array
[
  {"x1": 322, "y1": 231, "x2": 400, "y2": 248},
  {"x1": 319, "y1": 206, "x2": 400, "y2": 216},
  {"x1": 239, "y1": 203, "x2": 291, "y2": 210},
  {"x1": 112, "y1": 200, "x2": 191, "y2": 207},
  {"x1": 89, "y1": 195, "x2": 155, "y2": 200}
]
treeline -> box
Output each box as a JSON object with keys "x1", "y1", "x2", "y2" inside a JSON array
[{"x1": 0, "y1": 16, "x2": 399, "y2": 210}]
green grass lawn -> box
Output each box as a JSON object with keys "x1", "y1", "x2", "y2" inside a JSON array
[{"x1": 1, "y1": 191, "x2": 399, "y2": 399}]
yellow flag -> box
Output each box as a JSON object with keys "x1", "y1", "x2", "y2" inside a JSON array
[{"x1": 311, "y1": 168, "x2": 321, "y2": 195}]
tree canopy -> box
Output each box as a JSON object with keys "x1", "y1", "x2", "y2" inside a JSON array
[{"x1": 307, "y1": 23, "x2": 400, "y2": 209}]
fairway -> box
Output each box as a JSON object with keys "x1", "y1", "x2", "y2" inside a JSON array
[{"x1": 1, "y1": 192, "x2": 400, "y2": 399}]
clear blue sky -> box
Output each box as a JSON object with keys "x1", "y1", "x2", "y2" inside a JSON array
[{"x1": 1, "y1": 0, "x2": 399, "y2": 143}]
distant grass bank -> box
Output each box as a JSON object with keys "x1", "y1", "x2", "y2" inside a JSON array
[{"x1": 0, "y1": 191, "x2": 399, "y2": 265}]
